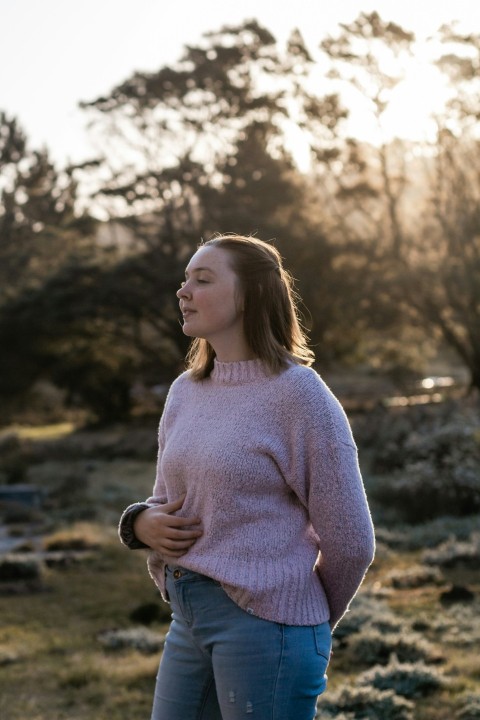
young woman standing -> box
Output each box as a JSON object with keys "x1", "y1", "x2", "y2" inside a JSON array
[{"x1": 119, "y1": 234, "x2": 375, "y2": 720}]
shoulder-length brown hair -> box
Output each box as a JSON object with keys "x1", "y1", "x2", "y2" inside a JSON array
[{"x1": 186, "y1": 234, "x2": 314, "y2": 380}]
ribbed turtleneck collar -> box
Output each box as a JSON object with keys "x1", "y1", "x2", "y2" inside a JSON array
[{"x1": 210, "y1": 358, "x2": 272, "y2": 385}]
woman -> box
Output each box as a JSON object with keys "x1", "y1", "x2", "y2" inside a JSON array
[{"x1": 119, "y1": 234, "x2": 375, "y2": 720}]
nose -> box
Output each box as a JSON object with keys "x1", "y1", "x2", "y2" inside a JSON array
[{"x1": 176, "y1": 281, "x2": 190, "y2": 299}]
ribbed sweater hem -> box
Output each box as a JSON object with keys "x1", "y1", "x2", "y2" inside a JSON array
[{"x1": 147, "y1": 550, "x2": 332, "y2": 626}]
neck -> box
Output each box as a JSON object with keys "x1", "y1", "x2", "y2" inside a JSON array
[{"x1": 209, "y1": 337, "x2": 256, "y2": 363}]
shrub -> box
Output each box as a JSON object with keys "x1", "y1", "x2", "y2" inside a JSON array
[
  {"x1": 0, "y1": 555, "x2": 42, "y2": 582},
  {"x1": 129, "y1": 602, "x2": 171, "y2": 625},
  {"x1": 371, "y1": 460, "x2": 479, "y2": 523},
  {"x1": 334, "y1": 597, "x2": 403, "y2": 642},
  {"x1": 375, "y1": 516, "x2": 480, "y2": 552},
  {"x1": 456, "y1": 695, "x2": 480, "y2": 719},
  {"x1": 0, "y1": 433, "x2": 28, "y2": 483},
  {"x1": 0, "y1": 650, "x2": 22, "y2": 666},
  {"x1": 43, "y1": 525, "x2": 102, "y2": 552},
  {"x1": 348, "y1": 629, "x2": 439, "y2": 666},
  {"x1": 385, "y1": 565, "x2": 443, "y2": 589},
  {"x1": 359, "y1": 657, "x2": 445, "y2": 698},
  {"x1": 97, "y1": 627, "x2": 166, "y2": 654},
  {"x1": 367, "y1": 406, "x2": 480, "y2": 522},
  {"x1": 318, "y1": 685, "x2": 414, "y2": 720},
  {"x1": 423, "y1": 533, "x2": 480, "y2": 569}
]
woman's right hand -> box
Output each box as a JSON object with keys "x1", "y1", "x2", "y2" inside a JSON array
[{"x1": 133, "y1": 495, "x2": 202, "y2": 559}]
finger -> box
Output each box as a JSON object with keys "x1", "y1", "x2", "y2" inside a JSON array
[
  {"x1": 166, "y1": 527, "x2": 203, "y2": 540},
  {"x1": 167, "y1": 515, "x2": 202, "y2": 528},
  {"x1": 162, "y1": 538, "x2": 198, "y2": 551},
  {"x1": 161, "y1": 495, "x2": 186, "y2": 514}
]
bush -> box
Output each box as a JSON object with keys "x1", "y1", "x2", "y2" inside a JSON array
[
  {"x1": 423, "y1": 533, "x2": 480, "y2": 569},
  {"x1": 334, "y1": 597, "x2": 403, "y2": 642},
  {"x1": 348, "y1": 629, "x2": 439, "y2": 666},
  {"x1": 371, "y1": 459, "x2": 479, "y2": 523},
  {"x1": 385, "y1": 565, "x2": 443, "y2": 589},
  {"x1": 129, "y1": 601, "x2": 171, "y2": 625},
  {"x1": 375, "y1": 516, "x2": 480, "y2": 551},
  {"x1": 0, "y1": 555, "x2": 42, "y2": 582},
  {"x1": 456, "y1": 695, "x2": 480, "y2": 719},
  {"x1": 43, "y1": 525, "x2": 102, "y2": 552},
  {"x1": 318, "y1": 685, "x2": 414, "y2": 720},
  {"x1": 97, "y1": 627, "x2": 166, "y2": 654},
  {"x1": 366, "y1": 405, "x2": 480, "y2": 522},
  {"x1": 359, "y1": 657, "x2": 445, "y2": 698},
  {"x1": 0, "y1": 433, "x2": 28, "y2": 484}
]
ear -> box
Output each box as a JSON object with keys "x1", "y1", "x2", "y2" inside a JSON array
[{"x1": 235, "y1": 286, "x2": 245, "y2": 312}]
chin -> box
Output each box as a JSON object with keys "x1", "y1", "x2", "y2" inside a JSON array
[{"x1": 182, "y1": 323, "x2": 200, "y2": 338}]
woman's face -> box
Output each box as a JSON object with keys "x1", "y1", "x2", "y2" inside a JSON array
[{"x1": 177, "y1": 246, "x2": 245, "y2": 349}]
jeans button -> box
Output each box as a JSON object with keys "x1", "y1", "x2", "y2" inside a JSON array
[{"x1": 173, "y1": 569, "x2": 182, "y2": 579}]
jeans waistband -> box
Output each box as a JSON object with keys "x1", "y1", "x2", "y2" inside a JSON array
[{"x1": 166, "y1": 566, "x2": 220, "y2": 585}]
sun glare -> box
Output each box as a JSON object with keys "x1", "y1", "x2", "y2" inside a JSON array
[{"x1": 382, "y1": 61, "x2": 452, "y2": 143}]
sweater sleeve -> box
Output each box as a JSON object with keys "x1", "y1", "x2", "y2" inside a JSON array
[
  {"x1": 117, "y1": 407, "x2": 169, "y2": 548},
  {"x1": 146, "y1": 412, "x2": 169, "y2": 504},
  {"x1": 283, "y1": 369, "x2": 375, "y2": 630}
]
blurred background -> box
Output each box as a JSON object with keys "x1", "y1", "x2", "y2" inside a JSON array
[{"x1": 0, "y1": 2, "x2": 479, "y2": 718}]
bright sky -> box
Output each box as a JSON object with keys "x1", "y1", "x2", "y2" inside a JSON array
[{"x1": 0, "y1": 0, "x2": 478, "y2": 167}]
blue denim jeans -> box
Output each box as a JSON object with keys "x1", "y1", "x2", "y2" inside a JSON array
[{"x1": 151, "y1": 566, "x2": 332, "y2": 720}]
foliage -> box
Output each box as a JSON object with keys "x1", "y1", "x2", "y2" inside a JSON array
[
  {"x1": 423, "y1": 533, "x2": 480, "y2": 570},
  {"x1": 405, "y1": 132, "x2": 480, "y2": 392},
  {"x1": 333, "y1": 596, "x2": 404, "y2": 642},
  {"x1": 456, "y1": 695, "x2": 480, "y2": 719},
  {"x1": 318, "y1": 686, "x2": 414, "y2": 720},
  {"x1": 76, "y1": 21, "x2": 365, "y2": 367},
  {"x1": 0, "y1": 555, "x2": 42, "y2": 582},
  {"x1": 374, "y1": 515, "x2": 480, "y2": 553},
  {"x1": 347, "y1": 629, "x2": 439, "y2": 667},
  {"x1": 365, "y1": 401, "x2": 480, "y2": 522},
  {"x1": 97, "y1": 627, "x2": 166, "y2": 654},
  {"x1": 316, "y1": 15, "x2": 480, "y2": 391},
  {"x1": 384, "y1": 565, "x2": 443, "y2": 590},
  {"x1": 43, "y1": 524, "x2": 103, "y2": 552},
  {"x1": 3, "y1": 9, "x2": 480, "y2": 421},
  {"x1": 79, "y1": 20, "x2": 346, "y2": 215},
  {"x1": 0, "y1": 112, "x2": 93, "y2": 304},
  {"x1": 0, "y1": 418, "x2": 479, "y2": 719},
  {"x1": 359, "y1": 658, "x2": 446, "y2": 698}
]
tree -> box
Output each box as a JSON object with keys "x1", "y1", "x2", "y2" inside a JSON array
[
  {"x1": 76, "y1": 20, "x2": 368, "y2": 365},
  {"x1": 78, "y1": 20, "x2": 347, "y2": 217},
  {"x1": 319, "y1": 12, "x2": 416, "y2": 260},
  {"x1": 316, "y1": 16, "x2": 480, "y2": 390},
  {"x1": 0, "y1": 112, "x2": 93, "y2": 304},
  {"x1": 312, "y1": 12, "x2": 434, "y2": 381},
  {"x1": 404, "y1": 131, "x2": 480, "y2": 392},
  {"x1": 386, "y1": 27, "x2": 480, "y2": 392},
  {"x1": 435, "y1": 26, "x2": 480, "y2": 130}
]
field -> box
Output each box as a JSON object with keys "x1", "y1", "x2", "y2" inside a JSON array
[{"x1": 0, "y1": 403, "x2": 479, "y2": 720}]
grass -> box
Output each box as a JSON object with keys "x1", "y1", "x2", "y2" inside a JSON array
[
  {"x1": 0, "y1": 422, "x2": 76, "y2": 441},
  {"x1": 0, "y1": 420, "x2": 479, "y2": 719},
  {"x1": 0, "y1": 537, "x2": 164, "y2": 719}
]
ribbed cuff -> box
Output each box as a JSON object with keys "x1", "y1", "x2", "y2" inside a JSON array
[{"x1": 118, "y1": 502, "x2": 151, "y2": 549}]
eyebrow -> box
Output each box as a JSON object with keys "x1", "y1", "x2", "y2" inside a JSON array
[{"x1": 185, "y1": 266, "x2": 215, "y2": 277}]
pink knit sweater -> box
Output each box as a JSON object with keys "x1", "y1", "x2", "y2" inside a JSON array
[{"x1": 123, "y1": 358, "x2": 375, "y2": 629}]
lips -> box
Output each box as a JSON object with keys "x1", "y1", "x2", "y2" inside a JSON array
[{"x1": 181, "y1": 307, "x2": 196, "y2": 319}]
